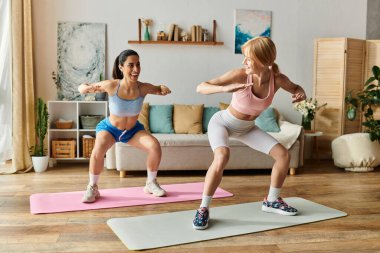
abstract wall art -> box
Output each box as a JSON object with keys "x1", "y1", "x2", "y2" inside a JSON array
[
  {"x1": 234, "y1": 9, "x2": 272, "y2": 54},
  {"x1": 57, "y1": 22, "x2": 106, "y2": 100}
]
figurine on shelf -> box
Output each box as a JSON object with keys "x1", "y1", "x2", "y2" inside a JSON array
[
  {"x1": 202, "y1": 29, "x2": 209, "y2": 42},
  {"x1": 181, "y1": 31, "x2": 189, "y2": 42},
  {"x1": 157, "y1": 31, "x2": 166, "y2": 41},
  {"x1": 142, "y1": 18, "x2": 153, "y2": 41}
]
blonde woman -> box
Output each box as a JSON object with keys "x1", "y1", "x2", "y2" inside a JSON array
[
  {"x1": 78, "y1": 49, "x2": 171, "y2": 203},
  {"x1": 193, "y1": 37, "x2": 306, "y2": 229}
]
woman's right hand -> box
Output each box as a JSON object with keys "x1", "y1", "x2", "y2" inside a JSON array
[
  {"x1": 222, "y1": 83, "x2": 253, "y2": 93},
  {"x1": 78, "y1": 83, "x2": 101, "y2": 94}
]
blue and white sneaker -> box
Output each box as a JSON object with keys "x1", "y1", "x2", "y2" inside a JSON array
[
  {"x1": 193, "y1": 207, "x2": 210, "y2": 230},
  {"x1": 262, "y1": 197, "x2": 298, "y2": 216}
]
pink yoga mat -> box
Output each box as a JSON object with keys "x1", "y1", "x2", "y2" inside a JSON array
[{"x1": 30, "y1": 182, "x2": 233, "y2": 214}]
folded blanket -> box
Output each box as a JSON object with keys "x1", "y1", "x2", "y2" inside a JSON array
[{"x1": 268, "y1": 120, "x2": 302, "y2": 149}]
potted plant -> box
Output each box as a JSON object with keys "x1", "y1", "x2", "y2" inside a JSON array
[
  {"x1": 345, "y1": 65, "x2": 380, "y2": 141},
  {"x1": 30, "y1": 97, "x2": 49, "y2": 172}
]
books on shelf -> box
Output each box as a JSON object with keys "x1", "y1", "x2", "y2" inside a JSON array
[
  {"x1": 174, "y1": 25, "x2": 179, "y2": 41},
  {"x1": 168, "y1": 24, "x2": 175, "y2": 41}
]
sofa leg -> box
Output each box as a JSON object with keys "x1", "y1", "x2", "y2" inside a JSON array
[
  {"x1": 120, "y1": 171, "x2": 127, "y2": 178},
  {"x1": 289, "y1": 168, "x2": 296, "y2": 175}
]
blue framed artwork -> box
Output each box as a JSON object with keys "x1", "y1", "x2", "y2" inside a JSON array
[
  {"x1": 57, "y1": 22, "x2": 106, "y2": 100},
  {"x1": 234, "y1": 9, "x2": 272, "y2": 54}
]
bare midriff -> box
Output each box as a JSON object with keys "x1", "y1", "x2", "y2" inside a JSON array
[
  {"x1": 227, "y1": 106, "x2": 258, "y2": 121},
  {"x1": 109, "y1": 114, "x2": 139, "y2": 130}
]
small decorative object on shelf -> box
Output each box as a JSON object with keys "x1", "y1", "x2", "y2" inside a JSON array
[
  {"x1": 181, "y1": 31, "x2": 188, "y2": 42},
  {"x1": 294, "y1": 98, "x2": 327, "y2": 131},
  {"x1": 157, "y1": 30, "x2": 166, "y2": 40},
  {"x1": 142, "y1": 18, "x2": 153, "y2": 41},
  {"x1": 202, "y1": 29, "x2": 209, "y2": 42}
]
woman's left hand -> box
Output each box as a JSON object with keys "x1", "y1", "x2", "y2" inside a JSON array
[
  {"x1": 292, "y1": 90, "x2": 306, "y2": 103},
  {"x1": 160, "y1": 85, "x2": 171, "y2": 95}
]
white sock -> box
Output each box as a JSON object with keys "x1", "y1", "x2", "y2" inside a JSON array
[
  {"x1": 147, "y1": 170, "x2": 157, "y2": 182},
  {"x1": 267, "y1": 186, "x2": 281, "y2": 202},
  {"x1": 89, "y1": 172, "x2": 99, "y2": 186},
  {"x1": 200, "y1": 195, "x2": 212, "y2": 208}
]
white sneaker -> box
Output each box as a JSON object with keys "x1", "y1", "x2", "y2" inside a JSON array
[
  {"x1": 82, "y1": 184, "x2": 100, "y2": 203},
  {"x1": 143, "y1": 179, "x2": 166, "y2": 197}
]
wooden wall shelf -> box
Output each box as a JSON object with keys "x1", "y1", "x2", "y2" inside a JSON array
[
  {"x1": 129, "y1": 19, "x2": 223, "y2": 46},
  {"x1": 128, "y1": 40, "x2": 223, "y2": 46}
]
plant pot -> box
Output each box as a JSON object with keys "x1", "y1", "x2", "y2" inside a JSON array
[{"x1": 32, "y1": 156, "x2": 49, "y2": 173}]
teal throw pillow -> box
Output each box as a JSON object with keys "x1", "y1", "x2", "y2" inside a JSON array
[
  {"x1": 149, "y1": 105, "x2": 174, "y2": 133},
  {"x1": 255, "y1": 107, "x2": 280, "y2": 132},
  {"x1": 203, "y1": 106, "x2": 220, "y2": 133}
]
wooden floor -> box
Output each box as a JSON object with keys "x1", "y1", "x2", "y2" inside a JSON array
[{"x1": 0, "y1": 160, "x2": 379, "y2": 253}]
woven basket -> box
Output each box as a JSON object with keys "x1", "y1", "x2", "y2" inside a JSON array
[
  {"x1": 55, "y1": 121, "x2": 73, "y2": 129},
  {"x1": 80, "y1": 115, "x2": 105, "y2": 129},
  {"x1": 83, "y1": 137, "x2": 95, "y2": 158}
]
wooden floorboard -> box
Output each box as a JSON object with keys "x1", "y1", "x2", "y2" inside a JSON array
[{"x1": 0, "y1": 160, "x2": 379, "y2": 253}]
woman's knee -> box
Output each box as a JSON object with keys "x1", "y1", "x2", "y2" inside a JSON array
[
  {"x1": 91, "y1": 147, "x2": 107, "y2": 161},
  {"x1": 270, "y1": 144, "x2": 290, "y2": 163},
  {"x1": 146, "y1": 138, "x2": 162, "y2": 155},
  {"x1": 213, "y1": 147, "x2": 230, "y2": 168}
]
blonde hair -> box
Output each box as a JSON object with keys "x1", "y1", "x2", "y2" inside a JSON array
[{"x1": 241, "y1": 36, "x2": 280, "y2": 74}]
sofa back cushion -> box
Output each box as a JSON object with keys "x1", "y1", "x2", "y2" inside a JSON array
[
  {"x1": 203, "y1": 106, "x2": 220, "y2": 133},
  {"x1": 219, "y1": 102, "x2": 229, "y2": 110},
  {"x1": 149, "y1": 105, "x2": 174, "y2": 133},
  {"x1": 255, "y1": 107, "x2": 280, "y2": 132},
  {"x1": 137, "y1": 103, "x2": 150, "y2": 132},
  {"x1": 173, "y1": 104, "x2": 204, "y2": 134}
]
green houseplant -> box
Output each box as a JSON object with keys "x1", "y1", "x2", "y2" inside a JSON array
[
  {"x1": 345, "y1": 65, "x2": 380, "y2": 141},
  {"x1": 31, "y1": 98, "x2": 49, "y2": 172}
]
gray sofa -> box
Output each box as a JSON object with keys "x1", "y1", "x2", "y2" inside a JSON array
[{"x1": 105, "y1": 120, "x2": 304, "y2": 177}]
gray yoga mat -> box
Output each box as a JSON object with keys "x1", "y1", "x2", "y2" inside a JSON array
[{"x1": 107, "y1": 197, "x2": 347, "y2": 250}]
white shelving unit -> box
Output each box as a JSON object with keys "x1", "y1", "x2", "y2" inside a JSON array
[{"x1": 47, "y1": 101, "x2": 108, "y2": 166}]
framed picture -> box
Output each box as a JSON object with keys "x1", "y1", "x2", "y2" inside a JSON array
[
  {"x1": 57, "y1": 22, "x2": 106, "y2": 100},
  {"x1": 234, "y1": 9, "x2": 272, "y2": 54}
]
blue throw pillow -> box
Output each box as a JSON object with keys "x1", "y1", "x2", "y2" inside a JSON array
[
  {"x1": 149, "y1": 105, "x2": 174, "y2": 133},
  {"x1": 203, "y1": 106, "x2": 220, "y2": 133},
  {"x1": 255, "y1": 107, "x2": 280, "y2": 132}
]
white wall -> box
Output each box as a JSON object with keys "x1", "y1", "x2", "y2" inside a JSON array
[{"x1": 32, "y1": 0, "x2": 367, "y2": 123}]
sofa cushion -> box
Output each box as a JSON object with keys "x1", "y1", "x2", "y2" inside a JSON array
[
  {"x1": 173, "y1": 104, "x2": 204, "y2": 134},
  {"x1": 255, "y1": 107, "x2": 280, "y2": 132},
  {"x1": 219, "y1": 102, "x2": 229, "y2": 110},
  {"x1": 202, "y1": 106, "x2": 220, "y2": 133},
  {"x1": 137, "y1": 103, "x2": 150, "y2": 132},
  {"x1": 149, "y1": 105, "x2": 174, "y2": 133}
]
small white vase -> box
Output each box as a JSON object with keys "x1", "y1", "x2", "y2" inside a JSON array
[{"x1": 32, "y1": 156, "x2": 49, "y2": 173}]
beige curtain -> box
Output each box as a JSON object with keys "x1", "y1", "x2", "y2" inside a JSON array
[{"x1": 9, "y1": 0, "x2": 35, "y2": 173}]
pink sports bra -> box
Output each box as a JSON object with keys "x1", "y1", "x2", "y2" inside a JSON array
[{"x1": 230, "y1": 71, "x2": 275, "y2": 116}]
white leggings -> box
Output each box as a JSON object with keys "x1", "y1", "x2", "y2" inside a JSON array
[{"x1": 208, "y1": 109, "x2": 279, "y2": 154}]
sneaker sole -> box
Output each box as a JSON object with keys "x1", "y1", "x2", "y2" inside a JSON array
[
  {"x1": 261, "y1": 205, "x2": 298, "y2": 216},
  {"x1": 82, "y1": 193, "x2": 100, "y2": 203},
  {"x1": 192, "y1": 222, "x2": 209, "y2": 230},
  {"x1": 143, "y1": 186, "x2": 166, "y2": 197}
]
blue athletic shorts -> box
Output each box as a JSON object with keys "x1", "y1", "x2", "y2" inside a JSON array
[{"x1": 96, "y1": 117, "x2": 145, "y2": 143}]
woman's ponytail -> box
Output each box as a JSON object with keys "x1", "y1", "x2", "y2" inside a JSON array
[
  {"x1": 271, "y1": 63, "x2": 280, "y2": 74},
  {"x1": 112, "y1": 56, "x2": 123, "y2": 79}
]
